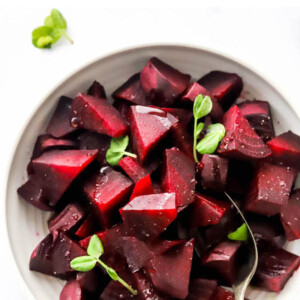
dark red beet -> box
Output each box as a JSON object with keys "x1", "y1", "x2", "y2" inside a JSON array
[
  {"x1": 113, "y1": 99, "x2": 131, "y2": 124},
  {"x1": 130, "y1": 174, "x2": 153, "y2": 200},
  {"x1": 218, "y1": 105, "x2": 271, "y2": 160},
  {"x1": 87, "y1": 80, "x2": 106, "y2": 98},
  {"x1": 146, "y1": 240, "x2": 194, "y2": 299},
  {"x1": 46, "y1": 96, "x2": 77, "y2": 138},
  {"x1": 70, "y1": 93, "x2": 128, "y2": 138},
  {"x1": 60, "y1": 280, "x2": 85, "y2": 300},
  {"x1": 252, "y1": 244, "x2": 300, "y2": 292},
  {"x1": 84, "y1": 167, "x2": 133, "y2": 228},
  {"x1": 140, "y1": 57, "x2": 191, "y2": 107},
  {"x1": 76, "y1": 269, "x2": 101, "y2": 293},
  {"x1": 30, "y1": 231, "x2": 86, "y2": 278},
  {"x1": 190, "y1": 193, "x2": 231, "y2": 227},
  {"x1": 75, "y1": 214, "x2": 97, "y2": 238},
  {"x1": 201, "y1": 241, "x2": 242, "y2": 285},
  {"x1": 161, "y1": 148, "x2": 196, "y2": 208},
  {"x1": 198, "y1": 71, "x2": 243, "y2": 110},
  {"x1": 32, "y1": 149, "x2": 98, "y2": 206},
  {"x1": 211, "y1": 287, "x2": 234, "y2": 300},
  {"x1": 267, "y1": 131, "x2": 300, "y2": 171},
  {"x1": 245, "y1": 161, "x2": 296, "y2": 216},
  {"x1": 171, "y1": 123, "x2": 194, "y2": 159},
  {"x1": 112, "y1": 73, "x2": 150, "y2": 105},
  {"x1": 186, "y1": 278, "x2": 217, "y2": 300},
  {"x1": 198, "y1": 154, "x2": 229, "y2": 192},
  {"x1": 153, "y1": 182, "x2": 163, "y2": 194},
  {"x1": 158, "y1": 107, "x2": 193, "y2": 124},
  {"x1": 120, "y1": 193, "x2": 177, "y2": 241},
  {"x1": 238, "y1": 100, "x2": 274, "y2": 142},
  {"x1": 129, "y1": 106, "x2": 177, "y2": 162}
]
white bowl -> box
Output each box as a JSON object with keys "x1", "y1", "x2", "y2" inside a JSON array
[{"x1": 5, "y1": 45, "x2": 300, "y2": 300}]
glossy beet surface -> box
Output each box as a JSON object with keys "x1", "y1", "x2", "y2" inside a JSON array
[
  {"x1": 87, "y1": 80, "x2": 106, "y2": 99},
  {"x1": 187, "y1": 278, "x2": 217, "y2": 300},
  {"x1": 60, "y1": 280, "x2": 85, "y2": 300}
]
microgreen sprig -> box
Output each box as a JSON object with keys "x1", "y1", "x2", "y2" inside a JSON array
[
  {"x1": 228, "y1": 223, "x2": 249, "y2": 241},
  {"x1": 70, "y1": 234, "x2": 138, "y2": 296}
]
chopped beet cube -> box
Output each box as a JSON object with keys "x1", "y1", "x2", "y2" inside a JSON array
[
  {"x1": 198, "y1": 154, "x2": 229, "y2": 192},
  {"x1": 201, "y1": 241, "x2": 242, "y2": 285},
  {"x1": 129, "y1": 106, "x2": 177, "y2": 162},
  {"x1": 280, "y1": 189, "x2": 300, "y2": 241},
  {"x1": 112, "y1": 73, "x2": 150, "y2": 105},
  {"x1": 187, "y1": 278, "x2": 217, "y2": 300},
  {"x1": 190, "y1": 193, "x2": 231, "y2": 227},
  {"x1": 146, "y1": 240, "x2": 194, "y2": 299},
  {"x1": 161, "y1": 148, "x2": 196, "y2": 208},
  {"x1": 46, "y1": 96, "x2": 77, "y2": 138},
  {"x1": 84, "y1": 167, "x2": 133, "y2": 228},
  {"x1": 70, "y1": 93, "x2": 128, "y2": 137},
  {"x1": 140, "y1": 57, "x2": 191, "y2": 107},
  {"x1": 32, "y1": 149, "x2": 98, "y2": 206},
  {"x1": 30, "y1": 232, "x2": 86, "y2": 279},
  {"x1": 211, "y1": 287, "x2": 234, "y2": 300},
  {"x1": 75, "y1": 214, "x2": 97, "y2": 238},
  {"x1": 87, "y1": 80, "x2": 106, "y2": 98},
  {"x1": 252, "y1": 244, "x2": 300, "y2": 292},
  {"x1": 120, "y1": 193, "x2": 177, "y2": 241},
  {"x1": 130, "y1": 174, "x2": 153, "y2": 200},
  {"x1": 218, "y1": 105, "x2": 271, "y2": 160},
  {"x1": 198, "y1": 71, "x2": 243, "y2": 110},
  {"x1": 60, "y1": 280, "x2": 85, "y2": 300},
  {"x1": 158, "y1": 107, "x2": 193, "y2": 124},
  {"x1": 76, "y1": 269, "x2": 101, "y2": 293},
  {"x1": 113, "y1": 99, "x2": 131, "y2": 124},
  {"x1": 267, "y1": 131, "x2": 300, "y2": 171},
  {"x1": 245, "y1": 161, "x2": 296, "y2": 216},
  {"x1": 238, "y1": 100, "x2": 274, "y2": 142}
]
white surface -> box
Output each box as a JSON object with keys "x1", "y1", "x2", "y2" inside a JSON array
[{"x1": 1, "y1": 2, "x2": 300, "y2": 299}]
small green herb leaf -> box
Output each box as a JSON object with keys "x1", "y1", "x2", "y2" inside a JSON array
[
  {"x1": 87, "y1": 234, "x2": 104, "y2": 259},
  {"x1": 107, "y1": 267, "x2": 119, "y2": 281},
  {"x1": 50, "y1": 9, "x2": 67, "y2": 30},
  {"x1": 70, "y1": 256, "x2": 96, "y2": 272},
  {"x1": 193, "y1": 95, "x2": 213, "y2": 120},
  {"x1": 195, "y1": 122, "x2": 205, "y2": 139},
  {"x1": 228, "y1": 223, "x2": 249, "y2": 241},
  {"x1": 32, "y1": 26, "x2": 54, "y2": 49}
]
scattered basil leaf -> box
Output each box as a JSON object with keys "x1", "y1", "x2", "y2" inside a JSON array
[
  {"x1": 87, "y1": 234, "x2": 104, "y2": 259},
  {"x1": 228, "y1": 223, "x2": 249, "y2": 241},
  {"x1": 50, "y1": 9, "x2": 67, "y2": 30},
  {"x1": 107, "y1": 267, "x2": 119, "y2": 281},
  {"x1": 32, "y1": 26, "x2": 54, "y2": 49},
  {"x1": 70, "y1": 256, "x2": 96, "y2": 272},
  {"x1": 195, "y1": 122, "x2": 205, "y2": 139}
]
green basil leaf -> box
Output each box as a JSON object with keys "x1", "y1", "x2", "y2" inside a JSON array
[
  {"x1": 228, "y1": 223, "x2": 248, "y2": 241},
  {"x1": 193, "y1": 95, "x2": 213, "y2": 120},
  {"x1": 44, "y1": 15, "x2": 54, "y2": 27},
  {"x1": 195, "y1": 122, "x2": 205, "y2": 139},
  {"x1": 207, "y1": 123, "x2": 226, "y2": 142},
  {"x1": 32, "y1": 26, "x2": 54, "y2": 48},
  {"x1": 50, "y1": 9, "x2": 67, "y2": 29},
  {"x1": 70, "y1": 256, "x2": 96, "y2": 272},
  {"x1": 87, "y1": 235, "x2": 104, "y2": 259},
  {"x1": 106, "y1": 148, "x2": 124, "y2": 166},
  {"x1": 106, "y1": 267, "x2": 118, "y2": 281},
  {"x1": 110, "y1": 136, "x2": 129, "y2": 153},
  {"x1": 196, "y1": 132, "x2": 220, "y2": 154}
]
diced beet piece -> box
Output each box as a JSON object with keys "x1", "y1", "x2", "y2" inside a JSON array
[
  {"x1": 146, "y1": 240, "x2": 194, "y2": 299},
  {"x1": 75, "y1": 214, "x2": 97, "y2": 238},
  {"x1": 211, "y1": 287, "x2": 234, "y2": 300},
  {"x1": 152, "y1": 182, "x2": 163, "y2": 194},
  {"x1": 118, "y1": 156, "x2": 158, "y2": 183},
  {"x1": 201, "y1": 241, "x2": 242, "y2": 285},
  {"x1": 113, "y1": 99, "x2": 131, "y2": 124},
  {"x1": 130, "y1": 174, "x2": 153, "y2": 201},
  {"x1": 46, "y1": 96, "x2": 77, "y2": 138},
  {"x1": 112, "y1": 73, "x2": 150, "y2": 105},
  {"x1": 198, "y1": 71, "x2": 243, "y2": 110},
  {"x1": 76, "y1": 269, "x2": 101, "y2": 293},
  {"x1": 267, "y1": 131, "x2": 300, "y2": 171},
  {"x1": 186, "y1": 278, "x2": 217, "y2": 300},
  {"x1": 198, "y1": 154, "x2": 229, "y2": 192},
  {"x1": 17, "y1": 177, "x2": 52, "y2": 211},
  {"x1": 238, "y1": 100, "x2": 274, "y2": 142},
  {"x1": 161, "y1": 148, "x2": 196, "y2": 208},
  {"x1": 190, "y1": 193, "x2": 231, "y2": 227},
  {"x1": 84, "y1": 167, "x2": 133, "y2": 228},
  {"x1": 32, "y1": 149, "x2": 98, "y2": 206},
  {"x1": 129, "y1": 106, "x2": 177, "y2": 162},
  {"x1": 252, "y1": 244, "x2": 300, "y2": 292},
  {"x1": 158, "y1": 107, "x2": 193, "y2": 124},
  {"x1": 87, "y1": 80, "x2": 106, "y2": 98},
  {"x1": 30, "y1": 231, "x2": 86, "y2": 278},
  {"x1": 218, "y1": 105, "x2": 271, "y2": 160},
  {"x1": 60, "y1": 280, "x2": 85, "y2": 300},
  {"x1": 70, "y1": 93, "x2": 128, "y2": 138},
  {"x1": 48, "y1": 203, "x2": 85, "y2": 238},
  {"x1": 245, "y1": 161, "x2": 296, "y2": 216},
  {"x1": 120, "y1": 193, "x2": 177, "y2": 241},
  {"x1": 140, "y1": 57, "x2": 191, "y2": 107},
  {"x1": 280, "y1": 189, "x2": 300, "y2": 241}
]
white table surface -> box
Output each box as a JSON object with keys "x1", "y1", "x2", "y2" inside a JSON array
[{"x1": 1, "y1": 2, "x2": 300, "y2": 299}]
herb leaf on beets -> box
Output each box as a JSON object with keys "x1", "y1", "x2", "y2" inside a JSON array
[{"x1": 228, "y1": 223, "x2": 249, "y2": 241}]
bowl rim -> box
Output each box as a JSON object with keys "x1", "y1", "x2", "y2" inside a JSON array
[{"x1": 4, "y1": 43, "x2": 300, "y2": 300}]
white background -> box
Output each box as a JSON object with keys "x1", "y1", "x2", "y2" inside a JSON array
[{"x1": 1, "y1": 1, "x2": 300, "y2": 299}]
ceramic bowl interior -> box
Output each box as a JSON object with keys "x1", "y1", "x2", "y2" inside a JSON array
[{"x1": 6, "y1": 45, "x2": 300, "y2": 300}]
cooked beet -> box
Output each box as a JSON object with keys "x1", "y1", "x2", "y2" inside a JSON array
[
  {"x1": 76, "y1": 269, "x2": 101, "y2": 293},
  {"x1": 157, "y1": 107, "x2": 193, "y2": 124},
  {"x1": 120, "y1": 193, "x2": 177, "y2": 241},
  {"x1": 112, "y1": 73, "x2": 150, "y2": 105},
  {"x1": 113, "y1": 99, "x2": 131, "y2": 124},
  {"x1": 32, "y1": 149, "x2": 98, "y2": 206},
  {"x1": 245, "y1": 161, "x2": 296, "y2": 216},
  {"x1": 60, "y1": 280, "x2": 85, "y2": 300},
  {"x1": 198, "y1": 154, "x2": 229, "y2": 192},
  {"x1": 190, "y1": 193, "x2": 231, "y2": 227},
  {"x1": 218, "y1": 105, "x2": 271, "y2": 160},
  {"x1": 140, "y1": 57, "x2": 191, "y2": 107},
  {"x1": 186, "y1": 278, "x2": 217, "y2": 300},
  {"x1": 146, "y1": 240, "x2": 194, "y2": 299},
  {"x1": 198, "y1": 71, "x2": 243, "y2": 110},
  {"x1": 171, "y1": 123, "x2": 194, "y2": 159},
  {"x1": 84, "y1": 167, "x2": 133, "y2": 228},
  {"x1": 46, "y1": 96, "x2": 78, "y2": 138},
  {"x1": 70, "y1": 93, "x2": 128, "y2": 137},
  {"x1": 211, "y1": 287, "x2": 234, "y2": 300},
  {"x1": 267, "y1": 131, "x2": 300, "y2": 171},
  {"x1": 75, "y1": 214, "x2": 98, "y2": 238},
  {"x1": 161, "y1": 147, "x2": 196, "y2": 208},
  {"x1": 87, "y1": 80, "x2": 106, "y2": 98},
  {"x1": 129, "y1": 105, "x2": 177, "y2": 162},
  {"x1": 130, "y1": 174, "x2": 153, "y2": 200}
]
